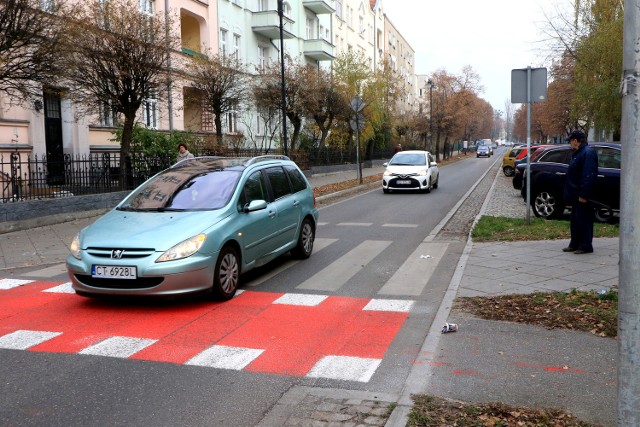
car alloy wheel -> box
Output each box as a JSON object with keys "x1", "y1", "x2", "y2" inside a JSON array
[
  {"x1": 292, "y1": 218, "x2": 314, "y2": 259},
  {"x1": 213, "y1": 246, "x2": 239, "y2": 300},
  {"x1": 532, "y1": 191, "x2": 563, "y2": 219}
]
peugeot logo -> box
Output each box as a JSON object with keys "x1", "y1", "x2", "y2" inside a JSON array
[{"x1": 111, "y1": 249, "x2": 125, "y2": 259}]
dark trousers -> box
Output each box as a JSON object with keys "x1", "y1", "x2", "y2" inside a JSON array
[{"x1": 569, "y1": 201, "x2": 594, "y2": 251}]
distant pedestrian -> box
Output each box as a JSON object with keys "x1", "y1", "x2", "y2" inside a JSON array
[
  {"x1": 562, "y1": 130, "x2": 598, "y2": 254},
  {"x1": 176, "y1": 143, "x2": 194, "y2": 164},
  {"x1": 394, "y1": 144, "x2": 403, "y2": 153}
]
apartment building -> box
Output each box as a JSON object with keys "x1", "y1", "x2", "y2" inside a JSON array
[
  {"x1": 384, "y1": 15, "x2": 417, "y2": 115},
  {"x1": 332, "y1": 0, "x2": 382, "y2": 71}
]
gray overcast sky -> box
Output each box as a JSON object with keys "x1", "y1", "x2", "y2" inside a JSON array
[{"x1": 382, "y1": 0, "x2": 564, "y2": 112}]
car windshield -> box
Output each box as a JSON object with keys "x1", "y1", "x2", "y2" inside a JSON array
[
  {"x1": 118, "y1": 164, "x2": 241, "y2": 211},
  {"x1": 390, "y1": 153, "x2": 426, "y2": 166}
]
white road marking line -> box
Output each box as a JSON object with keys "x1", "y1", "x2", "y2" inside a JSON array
[
  {"x1": 43, "y1": 282, "x2": 75, "y2": 293},
  {"x1": 246, "y1": 238, "x2": 337, "y2": 287},
  {"x1": 79, "y1": 337, "x2": 157, "y2": 358},
  {"x1": 186, "y1": 345, "x2": 264, "y2": 370},
  {"x1": 336, "y1": 222, "x2": 373, "y2": 227},
  {"x1": 297, "y1": 240, "x2": 391, "y2": 292},
  {"x1": 317, "y1": 222, "x2": 329, "y2": 226},
  {"x1": 273, "y1": 293, "x2": 328, "y2": 306},
  {"x1": 363, "y1": 299, "x2": 414, "y2": 312},
  {"x1": 381, "y1": 224, "x2": 420, "y2": 228},
  {"x1": 0, "y1": 330, "x2": 62, "y2": 350},
  {"x1": 307, "y1": 355, "x2": 381, "y2": 383},
  {"x1": 0, "y1": 279, "x2": 34, "y2": 290},
  {"x1": 379, "y1": 242, "x2": 449, "y2": 296}
]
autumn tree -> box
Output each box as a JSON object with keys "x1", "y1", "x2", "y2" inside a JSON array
[
  {"x1": 0, "y1": 0, "x2": 73, "y2": 105},
  {"x1": 298, "y1": 66, "x2": 348, "y2": 150},
  {"x1": 65, "y1": 0, "x2": 177, "y2": 180},
  {"x1": 332, "y1": 51, "x2": 370, "y2": 150},
  {"x1": 189, "y1": 52, "x2": 248, "y2": 147}
]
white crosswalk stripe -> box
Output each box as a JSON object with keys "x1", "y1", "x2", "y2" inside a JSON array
[
  {"x1": 43, "y1": 282, "x2": 75, "y2": 293},
  {"x1": 297, "y1": 240, "x2": 391, "y2": 292},
  {"x1": 79, "y1": 337, "x2": 157, "y2": 358},
  {"x1": 307, "y1": 355, "x2": 381, "y2": 383},
  {"x1": 0, "y1": 330, "x2": 62, "y2": 350},
  {"x1": 186, "y1": 345, "x2": 264, "y2": 370},
  {"x1": 0, "y1": 279, "x2": 34, "y2": 290}
]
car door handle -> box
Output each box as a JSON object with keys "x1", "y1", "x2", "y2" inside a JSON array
[
  {"x1": 268, "y1": 210, "x2": 276, "y2": 218},
  {"x1": 598, "y1": 175, "x2": 605, "y2": 178},
  {"x1": 293, "y1": 200, "x2": 300, "y2": 207},
  {"x1": 555, "y1": 172, "x2": 566, "y2": 176}
]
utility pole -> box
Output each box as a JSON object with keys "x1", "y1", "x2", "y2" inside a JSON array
[
  {"x1": 277, "y1": 0, "x2": 288, "y2": 156},
  {"x1": 618, "y1": 4, "x2": 640, "y2": 425}
]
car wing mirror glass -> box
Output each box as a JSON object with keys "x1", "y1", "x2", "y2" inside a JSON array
[
  {"x1": 431, "y1": 162, "x2": 437, "y2": 167},
  {"x1": 244, "y1": 199, "x2": 268, "y2": 213},
  {"x1": 383, "y1": 162, "x2": 389, "y2": 166}
]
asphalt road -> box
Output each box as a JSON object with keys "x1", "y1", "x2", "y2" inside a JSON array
[{"x1": 0, "y1": 154, "x2": 499, "y2": 426}]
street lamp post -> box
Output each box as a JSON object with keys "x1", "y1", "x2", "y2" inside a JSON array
[
  {"x1": 277, "y1": 0, "x2": 288, "y2": 156},
  {"x1": 427, "y1": 79, "x2": 434, "y2": 152}
]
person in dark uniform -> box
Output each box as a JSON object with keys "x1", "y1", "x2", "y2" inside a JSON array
[{"x1": 562, "y1": 130, "x2": 598, "y2": 254}]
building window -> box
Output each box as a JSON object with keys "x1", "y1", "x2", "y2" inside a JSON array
[
  {"x1": 99, "y1": 101, "x2": 118, "y2": 127},
  {"x1": 226, "y1": 100, "x2": 239, "y2": 133},
  {"x1": 40, "y1": 0, "x2": 55, "y2": 12},
  {"x1": 257, "y1": 0, "x2": 267, "y2": 11},
  {"x1": 258, "y1": 46, "x2": 267, "y2": 69},
  {"x1": 335, "y1": 0, "x2": 342, "y2": 19},
  {"x1": 220, "y1": 29, "x2": 228, "y2": 56},
  {"x1": 306, "y1": 17, "x2": 314, "y2": 39},
  {"x1": 139, "y1": 0, "x2": 153, "y2": 15},
  {"x1": 143, "y1": 95, "x2": 158, "y2": 129},
  {"x1": 284, "y1": 1, "x2": 291, "y2": 16},
  {"x1": 233, "y1": 34, "x2": 241, "y2": 60}
]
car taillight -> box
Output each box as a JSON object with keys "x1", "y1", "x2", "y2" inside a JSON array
[{"x1": 313, "y1": 195, "x2": 317, "y2": 207}]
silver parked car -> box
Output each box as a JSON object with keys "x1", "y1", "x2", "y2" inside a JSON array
[
  {"x1": 66, "y1": 156, "x2": 318, "y2": 301},
  {"x1": 382, "y1": 150, "x2": 439, "y2": 193}
]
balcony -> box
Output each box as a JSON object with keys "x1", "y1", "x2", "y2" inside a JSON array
[
  {"x1": 303, "y1": 39, "x2": 334, "y2": 61},
  {"x1": 302, "y1": 0, "x2": 334, "y2": 14},
  {"x1": 252, "y1": 11, "x2": 295, "y2": 40}
]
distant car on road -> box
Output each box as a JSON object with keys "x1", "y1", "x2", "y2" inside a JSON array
[
  {"x1": 66, "y1": 156, "x2": 319, "y2": 300},
  {"x1": 382, "y1": 150, "x2": 439, "y2": 193},
  {"x1": 476, "y1": 145, "x2": 491, "y2": 158},
  {"x1": 520, "y1": 143, "x2": 621, "y2": 221}
]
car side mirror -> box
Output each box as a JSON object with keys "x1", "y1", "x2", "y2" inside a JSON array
[
  {"x1": 431, "y1": 162, "x2": 438, "y2": 167},
  {"x1": 244, "y1": 199, "x2": 267, "y2": 213},
  {"x1": 383, "y1": 162, "x2": 389, "y2": 167}
]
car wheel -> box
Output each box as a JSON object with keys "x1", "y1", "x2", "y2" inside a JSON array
[
  {"x1": 383, "y1": 188, "x2": 390, "y2": 194},
  {"x1": 433, "y1": 177, "x2": 439, "y2": 189},
  {"x1": 212, "y1": 246, "x2": 239, "y2": 301},
  {"x1": 595, "y1": 206, "x2": 614, "y2": 223},
  {"x1": 424, "y1": 179, "x2": 431, "y2": 193},
  {"x1": 503, "y1": 166, "x2": 514, "y2": 176},
  {"x1": 531, "y1": 190, "x2": 564, "y2": 219},
  {"x1": 291, "y1": 218, "x2": 314, "y2": 259}
]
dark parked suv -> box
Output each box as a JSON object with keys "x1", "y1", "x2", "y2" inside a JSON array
[{"x1": 520, "y1": 143, "x2": 621, "y2": 222}]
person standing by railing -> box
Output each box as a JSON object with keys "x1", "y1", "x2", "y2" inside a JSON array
[{"x1": 176, "y1": 143, "x2": 194, "y2": 164}]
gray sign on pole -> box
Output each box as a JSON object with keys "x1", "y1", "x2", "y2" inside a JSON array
[
  {"x1": 511, "y1": 68, "x2": 547, "y2": 103},
  {"x1": 350, "y1": 95, "x2": 365, "y2": 113}
]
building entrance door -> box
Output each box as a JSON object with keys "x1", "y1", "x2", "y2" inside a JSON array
[{"x1": 44, "y1": 90, "x2": 65, "y2": 185}]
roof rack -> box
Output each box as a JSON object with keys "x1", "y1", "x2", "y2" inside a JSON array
[{"x1": 244, "y1": 155, "x2": 290, "y2": 166}]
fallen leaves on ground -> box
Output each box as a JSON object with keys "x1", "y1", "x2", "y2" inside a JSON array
[
  {"x1": 408, "y1": 395, "x2": 597, "y2": 427},
  {"x1": 313, "y1": 173, "x2": 382, "y2": 198},
  {"x1": 455, "y1": 290, "x2": 618, "y2": 338}
]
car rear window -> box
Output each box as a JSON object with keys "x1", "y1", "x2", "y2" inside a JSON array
[{"x1": 285, "y1": 165, "x2": 308, "y2": 193}]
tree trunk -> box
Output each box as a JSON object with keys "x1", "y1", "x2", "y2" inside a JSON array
[
  {"x1": 214, "y1": 114, "x2": 224, "y2": 148},
  {"x1": 120, "y1": 112, "x2": 136, "y2": 189}
]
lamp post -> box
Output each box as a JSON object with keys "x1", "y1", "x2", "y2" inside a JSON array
[
  {"x1": 277, "y1": 0, "x2": 288, "y2": 156},
  {"x1": 427, "y1": 79, "x2": 434, "y2": 152}
]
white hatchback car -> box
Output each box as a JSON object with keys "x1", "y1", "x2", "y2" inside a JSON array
[{"x1": 382, "y1": 150, "x2": 439, "y2": 193}]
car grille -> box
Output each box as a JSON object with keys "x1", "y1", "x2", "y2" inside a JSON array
[
  {"x1": 86, "y1": 247, "x2": 156, "y2": 259},
  {"x1": 74, "y1": 274, "x2": 163, "y2": 289}
]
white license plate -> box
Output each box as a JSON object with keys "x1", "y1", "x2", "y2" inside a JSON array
[
  {"x1": 92, "y1": 265, "x2": 137, "y2": 279},
  {"x1": 396, "y1": 180, "x2": 411, "y2": 184}
]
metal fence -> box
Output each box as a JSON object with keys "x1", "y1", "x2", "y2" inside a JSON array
[{"x1": 0, "y1": 148, "x2": 393, "y2": 202}]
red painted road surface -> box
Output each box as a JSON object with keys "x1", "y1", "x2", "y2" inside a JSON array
[{"x1": 0, "y1": 279, "x2": 411, "y2": 381}]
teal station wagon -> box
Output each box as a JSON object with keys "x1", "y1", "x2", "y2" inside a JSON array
[{"x1": 66, "y1": 156, "x2": 318, "y2": 300}]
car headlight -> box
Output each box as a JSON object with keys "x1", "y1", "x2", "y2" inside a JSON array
[
  {"x1": 156, "y1": 234, "x2": 206, "y2": 262},
  {"x1": 383, "y1": 170, "x2": 392, "y2": 176},
  {"x1": 418, "y1": 169, "x2": 428, "y2": 176},
  {"x1": 70, "y1": 233, "x2": 82, "y2": 260}
]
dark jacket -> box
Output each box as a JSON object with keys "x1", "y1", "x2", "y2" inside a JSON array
[{"x1": 564, "y1": 143, "x2": 598, "y2": 204}]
